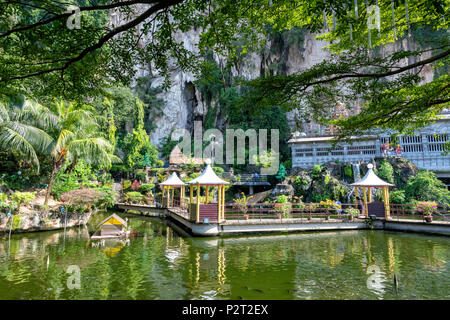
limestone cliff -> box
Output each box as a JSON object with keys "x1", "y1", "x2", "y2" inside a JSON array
[{"x1": 135, "y1": 27, "x2": 436, "y2": 148}]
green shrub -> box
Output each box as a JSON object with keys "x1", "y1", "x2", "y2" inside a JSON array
[
  {"x1": 52, "y1": 173, "x2": 80, "y2": 199},
  {"x1": 276, "y1": 195, "x2": 289, "y2": 203},
  {"x1": 125, "y1": 191, "x2": 144, "y2": 203},
  {"x1": 0, "y1": 193, "x2": 7, "y2": 202},
  {"x1": 312, "y1": 165, "x2": 323, "y2": 179},
  {"x1": 81, "y1": 180, "x2": 99, "y2": 188},
  {"x1": 313, "y1": 165, "x2": 322, "y2": 174},
  {"x1": 390, "y1": 190, "x2": 406, "y2": 204},
  {"x1": 10, "y1": 192, "x2": 36, "y2": 208},
  {"x1": 94, "y1": 187, "x2": 118, "y2": 209},
  {"x1": 184, "y1": 172, "x2": 200, "y2": 183},
  {"x1": 405, "y1": 170, "x2": 450, "y2": 204},
  {"x1": 375, "y1": 160, "x2": 394, "y2": 184},
  {"x1": 212, "y1": 166, "x2": 224, "y2": 176},
  {"x1": 135, "y1": 170, "x2": 147, "y2": 182},
  {"x1": 139, "y1": 183, "x2": 155, "y2": 193},
  {"x1": 344, "y1": 165, "x2": 353, "y2": 180},
  {"x1": 0, "y1": 201, "x2": 15, "y2": 213},
  {"x1": 150, "y1": 168, "x2": 165, "y2": 174},
  {"x1": 344, "y1": 207, "x2": 359, "y2": 217},
  {"x1": 123, "y1": 180, "x2": 131, "y2": 190}
]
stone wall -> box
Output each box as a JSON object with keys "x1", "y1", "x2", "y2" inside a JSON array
[{"x1": 0, "y1": 209, "x2": 95, "y2": 234}]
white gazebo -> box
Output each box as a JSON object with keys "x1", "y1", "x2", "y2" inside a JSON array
[
  {"x1": 159, "y1": 172, "x2": 186, "y2": 208},
  {"x1": 187, "y1": 159, "x2": 229, "y2": 223},
  {"x1": 351, "y1": 163, "x2": 394, "y2": 218}
]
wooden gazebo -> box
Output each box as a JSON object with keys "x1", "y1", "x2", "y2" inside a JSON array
[
  {"x1": 351, "y1": 164, "x2": 394, "y2": 218},
  {"x1": 187, "y1": 159, "x2": 229, "y2": 223},
  {"x1": 159, "y1": 172, "x2": 186, "y2": 208}
]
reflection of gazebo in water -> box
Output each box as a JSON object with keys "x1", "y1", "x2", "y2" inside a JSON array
[
  {"x1": 187, "y1": 159, "x2": 229, "y2": 223},
  {"x1": 159, "y1": 172, "x2": 186, "y2": 207},
  {"x1": 351, "y1": 164, "x2": 394, "y2": 218}
]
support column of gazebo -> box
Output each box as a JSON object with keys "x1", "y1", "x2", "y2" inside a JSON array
[
  {"x1": 351, "y1": 164, "x2": 393, "y2": 219},
  {"x1": 187, "y1": 159, "x2": 229, "y2": 223},
  {"x1": 159, "y1": 172, "x2": 186, "y2": 208}
]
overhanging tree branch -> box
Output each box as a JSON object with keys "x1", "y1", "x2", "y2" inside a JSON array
[
  {"x1": 2, "y1": 0, "x2": 183, "y2": 82},
  {"x1": 0, "y1": 0, "x2": 163, "y2": 38}
]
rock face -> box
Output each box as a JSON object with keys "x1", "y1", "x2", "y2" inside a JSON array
[
  {"x1": 0, "y1": 210, "x2": 95, "y2": 234},
  {"x1": 137, "y1": 28, "x2": 338, "y2": 146},
  {"x1": 124, "y1": 14, "x2": 437, "y2": 147}
]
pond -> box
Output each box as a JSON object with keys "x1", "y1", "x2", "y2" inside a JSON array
[{"x1": 0, "y1": 211, "x2": 449, "y2": 300}]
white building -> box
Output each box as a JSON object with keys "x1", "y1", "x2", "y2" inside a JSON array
[{"x1": 288, "y1": 114, "x2": 450, "y2": 184}]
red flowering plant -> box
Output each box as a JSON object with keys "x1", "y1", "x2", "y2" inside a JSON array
[
  {"x1": 415, "y1": 201, "x2": 438, "y2": 217},
  {"x1": 131, "y1": 179, "x2": 141, "y2": 191}
]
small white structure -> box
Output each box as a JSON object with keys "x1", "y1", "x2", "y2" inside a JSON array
[
  {"x1": 351, "y1": 164, "x2": 393, "y2": 218},
  {"x1": 187, "y1": 159, "x2": 229, "y2": 223},
  {"x1": 160, "y1": 172, "x2": 186, "y2": 207},
  {"x1": 188, "y1": 160, "x2": 230, "y2": 186}
]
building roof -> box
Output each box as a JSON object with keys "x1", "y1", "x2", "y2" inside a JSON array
[
  {"x1": 96, "y1": 214, "x2": 127, "y2": 229},
  {"x1": 169, "y1": 145, "x2": 205, "y2": 165},
  {"x1": 159, "y1": 172, "x2": 186, "y2": 187},
  {"x1": 351, "y1": 164, "x2": 394, "y2": 187},
  {"x1": 187, "y1": 160, "x2": 230, "y2": 185},
  {"x1": 288, "y1": 135, "x2": 377, "y2": 144}
]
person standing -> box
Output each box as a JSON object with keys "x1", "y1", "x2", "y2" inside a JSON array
[{"x1": 356, "y1": 196, "x2": 365, "y2": 217}]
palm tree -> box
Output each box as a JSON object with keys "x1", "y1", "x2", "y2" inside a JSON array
[
  {"x1": 43, "y1": 101, "x2": 120, "y2": 206},
  {"x1": 0, "y1": 102, "x2": 53, "y2": 172}
]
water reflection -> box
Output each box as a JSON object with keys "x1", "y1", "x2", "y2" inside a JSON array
[{"x1": 0, "y1": 212, "x2": 449, "y2": 300}]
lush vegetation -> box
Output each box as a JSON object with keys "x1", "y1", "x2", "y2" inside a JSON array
[{"x1": 0, "y1": 0, "x2": 449, "y2": 221}]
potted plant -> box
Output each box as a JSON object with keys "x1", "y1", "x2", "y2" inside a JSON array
[
  {"x1": 344, "y1": 207, "x2": 360, "y2": 221},
  {"x1": 320, "y1": 200, "x2": 336, "y2": 221},
  {"x1": 416, "y1": 201, "x2": 438, "y2": 223},
  {"x1": 233, "y1": 192, "x2": 252, "y2": 220},
  {"x1": 274, "y1": 195, "x2": 292, "y2": 219}
]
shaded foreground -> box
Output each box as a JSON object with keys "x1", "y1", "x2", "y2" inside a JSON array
[{"x1": 0, "y1": 211, "x2": 449, "y2": 300}]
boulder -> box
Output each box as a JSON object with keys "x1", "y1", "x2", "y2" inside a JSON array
[
  {"x1": 270, "y1": 183, "x2": 294, "y2": 198},
  {"x1": 248, "y1": 189, "x2": 272, "y2": 204}
]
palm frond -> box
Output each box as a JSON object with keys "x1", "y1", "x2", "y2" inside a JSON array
[
  {"x1": 8, "y1": 121, "x2": 53, "y2": 153},
  {"x1": 0, "y1": 104, "x2": 10, "y2": 123},
  {"x1": 0, "y1": 125, "x2": 40, "y2": 172},
  {"x1": 69, "y1": 137, "x2": 117, "y2": 169},
  {"x1": 20, "y1": 100, "x2": 60, "y2": 130}
]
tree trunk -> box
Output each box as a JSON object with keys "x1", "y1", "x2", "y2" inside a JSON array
[
  {"x1": 67, "y1": 158, "x2": 78, "y2": 175},
  {"x1": 44, "y1": 162, "x2": 58, "y2": 207}
]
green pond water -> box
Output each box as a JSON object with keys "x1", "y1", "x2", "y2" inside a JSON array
[{"x1": 0, "y1": 211, "x2": 449, "y2": 300}]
